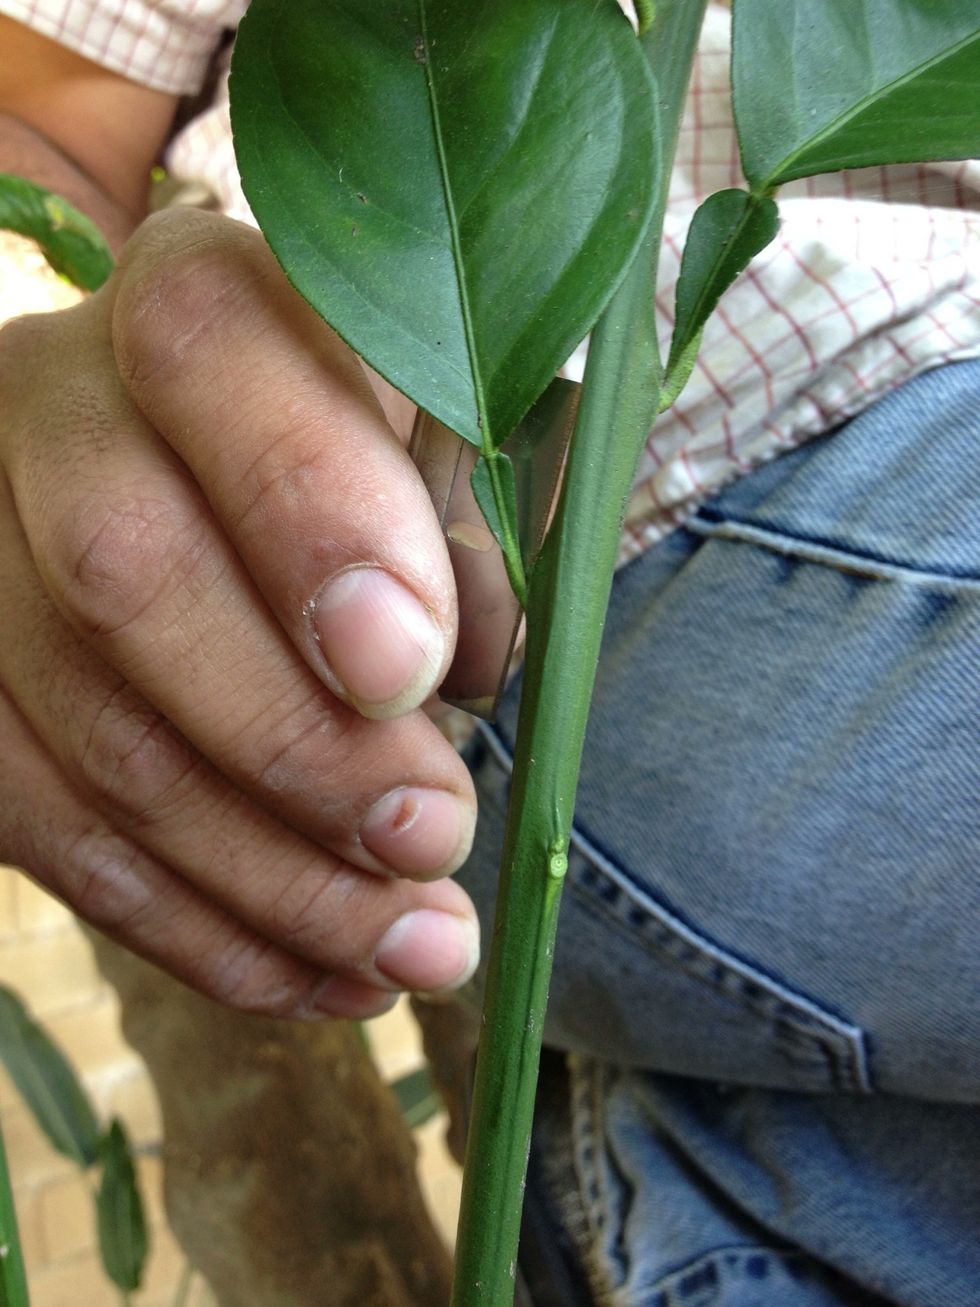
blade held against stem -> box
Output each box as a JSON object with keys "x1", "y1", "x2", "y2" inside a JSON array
[{"x1": 410, "y1": 379, "x2": 579, "y2": 718}]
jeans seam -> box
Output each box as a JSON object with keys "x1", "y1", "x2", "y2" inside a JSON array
[
  {"x1": 569, "y1": 1057, "x2": 623, "y2": 1307},
  {"x1": 640, "y1": 1243, "x2": 813, "y2": 1306},
  {"x1": 566, "y1": 836, "x2": 872, "y2": 1094},
  {"x1": 688, "y1": 514, "x2": 980, "y2": 590},
  {"x1": 476, "y1": 721, "x2": 873, "y2": 1096}
]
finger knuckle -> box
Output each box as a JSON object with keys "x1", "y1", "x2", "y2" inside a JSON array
[
  {"x1": 113, "y1": 212, "x2": 263, "y2": 394},
  {"x1": 266, "y1": 869, "x2": 350, "y2": 959},
  {"x1": 233, "y1": 415, "x2": 338, "y2": 534},
  {"x1": 61, "y1": 828, "x2": 156, "y2": 933},
  {"x1": 50, "y1": 492, "x2": 210, "y2": 640},
  {"x1": 242, "y1": 691, "x2": 354, "y2": 802},
  {"x1": 203, "y1": 940, "x2": 317, "y2": 1017},
  {"x1": 78, "y1": 689, "x2": 197, "y2": 823}
]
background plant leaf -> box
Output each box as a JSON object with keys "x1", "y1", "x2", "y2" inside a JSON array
[
  {"x1": 231, "y1": 0, "x2": 658, "y2": 447},
  {"x1": 96, "y1": 1120, "x2": 147, "y2": 1294},
  {"x1": 0, "y1": 173, "x2": 113, "y2": 291},
  {"x1": 661, "y1": 188, "x2": 778, "y2": 407},
  {"x1": 732, "y1": 0, "x2": 980, "y2": 189},
  {"x1": 390, "y1": 1066, "x2": 442, "y2": 1130},
  {"x1": 0, "y1": 1117, "x2": 29, "y2": 1307},
  {"x1": 0, "y1": 985, "x2": 100, "y2": 1169}
]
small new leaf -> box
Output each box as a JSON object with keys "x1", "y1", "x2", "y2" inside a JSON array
[
  {"x1": 0, "y1": 984, "x2": 101, "y2": 1168},
  {"x1": 658, "y1": 328, "x2": 702, "y2": 414},
  {"x1": 471, "y1": 453, "x2": 520, "y2": 565},
  {"x1": 662, "y1": 189, "x2": 778, "y2": 407},
  {"x1": 0, "y1": 173, "x2": 113, "y2": 291},
  {"x1": 96, "y1": 1120, "x2": 148, "y2": 1293}
]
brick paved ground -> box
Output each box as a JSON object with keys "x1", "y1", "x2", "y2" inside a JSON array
[{"x1": 0, "y1": 861, "x2": 461, "y2": 1307}]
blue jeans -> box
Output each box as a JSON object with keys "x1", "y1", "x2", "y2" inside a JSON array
[{"x1": 457, "y1": 360, "x2": 980, "y2": 1306}]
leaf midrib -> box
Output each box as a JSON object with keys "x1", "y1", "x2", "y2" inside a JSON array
[
  {"x1": 761, "y1": 26, "x2": 980, "y2": 189},
  {"x1": 418, "y1": 0, "x2": 494, "y2": 443}
]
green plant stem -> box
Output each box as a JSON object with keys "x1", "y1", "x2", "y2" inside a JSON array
[
  {"x1": 450, "y1": 5, "x2": 706, "y2": 1303},
  {"x1": 0, "y1": 1114, "x2": 29, "y2": 1307},
  {"x1": 480, "y1": 445, "x2": 527, "y2": 606}
]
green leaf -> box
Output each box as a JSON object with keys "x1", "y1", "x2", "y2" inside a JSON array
[
  {"x1": 0, "y1": 1116, "x2": 30, "y2": 1307},
  {"x1": 471, "y1": 452, "x2": 519, "y2": 562},
  {"x1": 662, "y1": 188, "x2": 778, "y2": 407},
  {"x1": 0, "y1": 173, "x2": 113, "y2": 291},
  {"x1": 96, "y1": 1120, "x2": 148, "y2": 1294},
  {"x1": 658, "y1": 327, "x2": 701, "y2": 414},
  {"x1": 230, "y1": 0, "x2": 658, "y2": 448},
  {"x1": 732, "y1": 0, "x2": 980, "y2": 189},
  {"x1": 390, "y1": 1066, "x2": 441, "y2": 1130},
  {"x1": 0, "y1": 985, "x2": 100, "y2": 1169}
]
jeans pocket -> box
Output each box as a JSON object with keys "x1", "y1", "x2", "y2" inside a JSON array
[
  {"x1": 468, "y1": 724, "x2": 871, "y2": 1096},
  {"x1": 556, "y1": 826, "x2": 871, "y2": 1095},
  {"x1": 461, "y1": 360, "x2": 980, "y2": 1104}
]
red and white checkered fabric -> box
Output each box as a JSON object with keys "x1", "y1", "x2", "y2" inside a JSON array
[
  {"x1": 0, "y1": 0, "x2": 247, "y2": 93},
  {"x1": 4, "y1": 1, "x2": 979, "y2": 564}
]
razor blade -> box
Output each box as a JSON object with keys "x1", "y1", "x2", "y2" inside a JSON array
[{"x1": 409, "y1": 379, "x2": 579, "y2": 719}]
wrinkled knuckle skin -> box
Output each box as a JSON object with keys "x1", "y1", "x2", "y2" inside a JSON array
[
  {"x1": 50, "y1": 493, "x2": 210, "y2": 641},
  {"x1": 77, "y1": 690, "x2": 197, "y2": 826},
  {"x1": 234, "y1": 418, "x2": 338, "y2": 536},
  {"x1": 246, "y1": 695, "x2": 348, "y2": 798},
  {"x1": 265, "y1": 872, "x2": 351, "y2": 961},
  {"x1": 61, "y1": 829, "x2": 156, "y2": 934},
  {"x1": 203, "y1": 942, "x2": 315, "y2": 1018},
  {"x1": 113, "y1": 211, "x2": 265, "y2": 395}
]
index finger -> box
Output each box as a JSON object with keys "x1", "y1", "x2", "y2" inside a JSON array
[{"x1": 112, "y1": 210, "x2": 456, "y2": 720}]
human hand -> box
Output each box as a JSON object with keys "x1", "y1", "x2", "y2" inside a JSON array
[{"x1": 0, "y1": 209, "x2": 480, "y2": 1019}]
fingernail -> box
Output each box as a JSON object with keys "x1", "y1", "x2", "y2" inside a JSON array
[
  {"x1": 313, "y1": 567, "x2": 444, "y2": 717},
  {"x1": 360, "y1": 787, "x2": 475, "y2": 878},
  {"x1": 374, "y1": 910, "x2": 480, "y2": 992}
]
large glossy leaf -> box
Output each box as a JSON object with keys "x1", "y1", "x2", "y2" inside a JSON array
[
  {"x1": 96, "y1": 1120, "x2": 148, "y2": 1293},
  {"x1": 0, "y1": 984, "x2": 100, "y2": 1168},
  {"x1": 231, "y1": 0, "x2": 658, "y2": 447},
  {"x1": 733, "y1": 0, "x2": 980, "y2": 189},
  {"x1": 0, "y1": 174, "x2": 113, "y2": 291}
]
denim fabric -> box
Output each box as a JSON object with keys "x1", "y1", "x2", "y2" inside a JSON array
[{"x1": 457, "y1": 361, "x2": 980, "y2": 1306}]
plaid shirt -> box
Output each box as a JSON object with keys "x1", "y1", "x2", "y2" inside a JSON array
[{"x1": 5, "y1": 0, "x2": 979, "y2": 564}]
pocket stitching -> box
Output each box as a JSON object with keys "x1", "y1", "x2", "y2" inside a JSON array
[
  {"x1": 475, "y1": 721, "x2": 873, "y2": 1095},
  {"x1": 567, "y1": 825, "x2": 872, "y2": 1095},
  {"x1": 689, "y1": 511, "x2": 980, "y2": 590}
]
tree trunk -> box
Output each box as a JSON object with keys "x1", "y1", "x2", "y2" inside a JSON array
[{"x1": 90, "y1": 935, "x2": 453, "y2": 1307}]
